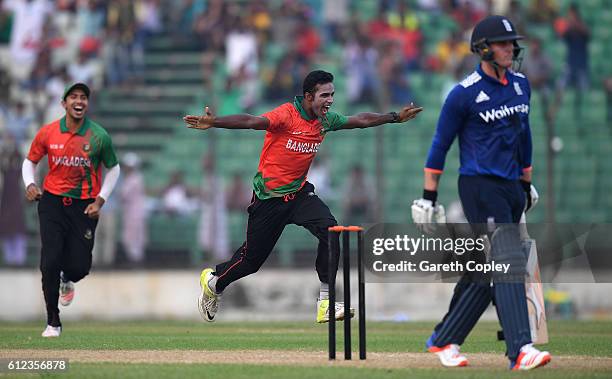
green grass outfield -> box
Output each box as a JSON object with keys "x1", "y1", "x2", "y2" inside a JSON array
[{"x1": 1, "y1": 320, "x2": 611, "y2": 378}]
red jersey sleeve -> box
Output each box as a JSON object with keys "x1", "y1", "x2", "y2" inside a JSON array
[
  {"x1": 260, "y1": 103, "x2": 292, "y2": 133},
  {"x1": 27, "y1": 126, "x2": 48, "y2": 163}
]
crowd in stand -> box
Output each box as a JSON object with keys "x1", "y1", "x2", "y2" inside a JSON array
[
  {"x1": 0, "y1": 0, "x2": 598, "y2": 145},
  {"x1": 0, "y1": 0, "x2": 161, "y2": 145},
  {"x1": 157, "y1": 0, "x2": 596, "y2": 119}
]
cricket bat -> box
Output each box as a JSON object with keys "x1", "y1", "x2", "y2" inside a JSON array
[
  {"x1": 520, "y1": 214, "x2": 549, "y2": 344},
  {"x1": 523, "y1": 238, "x2": 549, "y2": 344}
]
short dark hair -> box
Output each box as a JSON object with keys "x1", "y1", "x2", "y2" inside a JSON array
[{"x1": 303, "y1": 70, "x2": 334, "y2": 95}]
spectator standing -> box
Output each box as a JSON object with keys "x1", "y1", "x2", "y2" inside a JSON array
[
  {"x1": 435, "y1": 31, "x2": 471, "y2": 74},
  {"x1": 342, "y1": 164, "x2": 376, "y2": 225},
  {"x1": 556, "y1": 3, "x2": 590, "y2": 122},
  {"x1": 119, "y1": 152, "x2": 147, "y2": 264},
  {"x1": 225, "y1": 14, "x2": 258, "y2": 112},
  {"x1": 0, "y1": 0, "x2": 13, "y2": 46},
  {"x1": 161, "y1": 170, "x2": 194, "y2": 216},
  {"x1": 67, "y1": 49, "x2": 97, "y2": 87},
  {"x1": 0, "y1": 135, "x2": 27, "y2": 266},
  {"x1": 198, "y1": 154, "x2": 229, "y2": 261},
  {"x1": 225, "y1": 171, "x2": 252, "y2": 213},
  {"x1": 1, "y1": 100, "x2": 33, "y2": 144},
  {"x1": 528, "y1": 0, "x2": 558, "y2": 25},
  {"x1": 379, "y1": 39, "x2": 413, "y2": 107},
  {"x1": 605, "y1": 77, "x2": 612, "y2": 125},
  {"x1": 343, "y1": 33, "x2": 380, "y2": 106},
  {"x1": 322, "y1": 0, "x2": 349, "y2": 44},
  {"x1": 5, "y1": 0, "x2": 53, "y2": 81},
  {"x1": 522, "y1": 38, "x2": 554, "y2": 124},
  {"x1": 306, "y1": 156, "x2": 333, "y2": 202}
]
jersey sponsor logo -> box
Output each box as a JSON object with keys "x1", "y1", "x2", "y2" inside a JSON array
[
  {"x1": 514, "y1": 82, "x2": 523, "y2": 96},
  {"x1": 285, "y1": 138, "x2": 320, "y2": 154},
  {"x1": 475, "y1": 91, "x2": 490, "y2": 103},
  {"x1": 460, "y1": 72, "x2": 482, "y2": 88},
  {"x1": 52, "y1": 155, "x2": 92, "y2": 167},
  {"x1": 478, "y1": 104, "x2": 529, "y2": 123},
  {"x1": 50, "y1": 144, "x2": 65, "y2": 150},
  {"x1": 290, "y1": 131, "x2": 304, "y2": 135}
]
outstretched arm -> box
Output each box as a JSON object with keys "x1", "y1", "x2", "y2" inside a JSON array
[
  {"x1": 183, "y1": 107, "x2": 269, "y2": 130},
  {"x1": 342, "y1": 103, "x2": 423, "y2": 130}
]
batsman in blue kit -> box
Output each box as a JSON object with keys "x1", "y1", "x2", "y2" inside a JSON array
[{"x1": 411, "y1": 16, "x2": 551, "y2": 370}]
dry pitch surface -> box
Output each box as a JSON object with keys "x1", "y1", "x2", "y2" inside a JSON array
[{"x1": 2, "y1": 349, "x2": 612, "y2": 370}]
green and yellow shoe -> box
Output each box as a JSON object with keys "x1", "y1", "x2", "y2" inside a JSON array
[
  {"x1": 316, "y1": 298, "x2": 356, "y2": 323},
  {"x1": 198, "y1": 268, "x2": 220, "y2": 322}
]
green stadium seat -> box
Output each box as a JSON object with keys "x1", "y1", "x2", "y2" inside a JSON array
[{"x1": 148, "y1": 214, "x2": 201, "y2": 264}]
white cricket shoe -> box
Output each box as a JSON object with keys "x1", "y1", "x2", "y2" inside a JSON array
[
  {"x1": 511, "y1": 343, "x2": 551, "y2": 370},
  {"x1": 41, "y1": 325, "x2": 61, "y2": 338},
  {"x1": 198, "y1": 268, "x2": 220, "y2": 322},
  {"x1": 428, "y1": 343, "x2": 469, "y2": 367},
  {"x1": 59, "y1": 279, "x2": 75, "y2": 306},
  {"x1": 316, "y1": 298, "x2": 356, "y2": 323}
]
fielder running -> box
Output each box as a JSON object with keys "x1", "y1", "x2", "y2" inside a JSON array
[
  {"x1": 22, "y1": 83, "x2": 120, "y2": 337},
  {"x1": 184, "y1": 70, "x2": 422, "y2": 323},
  {"x1": 411, "y1": 16, "x2": 551, "y2": 370}
]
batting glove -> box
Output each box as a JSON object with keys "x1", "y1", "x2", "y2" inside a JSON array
[
  {"x1": 521, "y1": 181, "x2": 539, "y2": 212},
  {"x1": 411, "y1": 190, "x2": 446, "y2": 234}
]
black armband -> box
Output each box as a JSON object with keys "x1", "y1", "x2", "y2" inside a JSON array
[
  {"x1": 423, "y1": 189, "x2": 438, "y2": 204},
  {"x1": 520, "y1": 180, "x2": 533, "y2": 212},
  {"x1": 520, "y1": 180, "x2": 531, "y2": 193},
  {"x1": 389, "y1": 111, "x2": 400, "y2": 123}
]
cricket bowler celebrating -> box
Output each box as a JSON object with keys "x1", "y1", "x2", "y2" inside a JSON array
[
  {"x1": 411, "y1": 16, "x2": 551, "y2": 370},
  {"x1": 184, "y1": 70, "x2": 422, "y2": 323}
]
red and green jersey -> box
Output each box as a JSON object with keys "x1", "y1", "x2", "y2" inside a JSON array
[
  {"x1": 255, "y1": 96, "x2": 347, "y2": 199},
  {"x1": 27, "y1": 117, "x2": 118, "y2": 199}
]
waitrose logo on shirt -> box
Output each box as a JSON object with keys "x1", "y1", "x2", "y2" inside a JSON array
[
  {"x1": 479, "y1": 104, "x2": 529, "y2": 123},
  {"x1": 52, "y1": 156, "x2": 92, "y2": 167}
]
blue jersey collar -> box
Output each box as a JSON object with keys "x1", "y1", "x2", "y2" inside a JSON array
[{"x1": 477, "y1": 64, "x2": 509, "y2": 86}]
